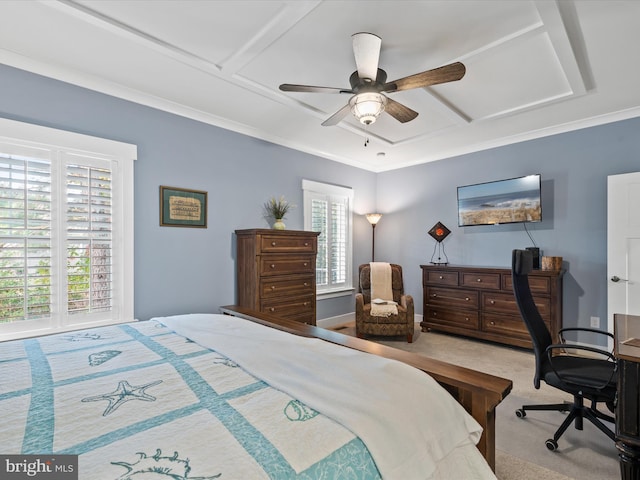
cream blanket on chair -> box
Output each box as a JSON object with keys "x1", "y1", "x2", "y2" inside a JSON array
[{"x1": 369, "y1": 262, "x2": 399, "y2": 316}]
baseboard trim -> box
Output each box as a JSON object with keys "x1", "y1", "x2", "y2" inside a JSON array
[{"x1": 316, "y1": 313, "x2": 353, "y2": 329}]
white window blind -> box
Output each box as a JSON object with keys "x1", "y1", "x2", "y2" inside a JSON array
[
  {"x1": 66, "y1": 160, "x2": 113, "y2": 316},
  {"x1": 0, "y1": 118, "x2": 135, "y2": 340},
  {"x1": 0, "y1": 154, "x2": 52, "y2": 322},
  {"x1": 303, "y1": 179, "x2": 353, "y2": 296}
]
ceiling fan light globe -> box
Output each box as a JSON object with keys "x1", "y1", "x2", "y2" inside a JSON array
[{"x1": 349, "y1": 92, "x2": 386, "y2": 125}]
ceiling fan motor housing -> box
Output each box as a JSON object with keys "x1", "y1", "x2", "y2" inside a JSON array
[{"x1": 349, "y1": 69, "x2": 387, "y2": 92}]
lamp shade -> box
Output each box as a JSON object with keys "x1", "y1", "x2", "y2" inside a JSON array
[
  {"x1": 366, "y1": 213, "x2": 382, "y2": 225},
  {"x1": 428, "y1": 221, "x2": 451, "y2": 243}
]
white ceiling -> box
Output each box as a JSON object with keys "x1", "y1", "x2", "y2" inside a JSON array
[{"x1": 1, "y1": 0, "x2": 639, "y2": 172}]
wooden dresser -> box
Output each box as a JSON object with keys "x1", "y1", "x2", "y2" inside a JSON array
[
  {"x1": 420, "y1": 264, "x2": 563, "y2": 349},
  {"x1": 235, "y1": 229, "x2": 319, "y2": 325}
]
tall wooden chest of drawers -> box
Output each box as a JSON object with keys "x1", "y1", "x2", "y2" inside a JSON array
[
  {"x1": 236, "y1": 229, "x2": 319, "y2": 325},
  {"x1": 420, "y1": 264, "x2": 563, "y2": 349}
]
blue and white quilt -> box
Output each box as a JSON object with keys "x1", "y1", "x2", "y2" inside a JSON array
[{"x1": 0, "y1": 319, "x2": 381, "y2": 479}]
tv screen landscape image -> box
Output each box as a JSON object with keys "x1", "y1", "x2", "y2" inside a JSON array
[{"x1": 457, "y1": 174, "x2": 542, "y2": 227}]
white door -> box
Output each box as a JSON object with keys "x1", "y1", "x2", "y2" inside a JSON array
[{"x1": 607, "y1": 172, "x2": 640, "y2": 337}]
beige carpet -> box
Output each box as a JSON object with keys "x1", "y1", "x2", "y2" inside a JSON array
[
  {"x1": 495, "y1": 450, "x2": 573, "y2": 480},
  {"x1": 329, "y1": 323, "x2": 619, "y2": 480}
]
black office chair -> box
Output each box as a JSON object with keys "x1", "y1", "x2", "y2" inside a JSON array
[{"x1": 511, "y1": 249, "x2": 617, "y2": 451}]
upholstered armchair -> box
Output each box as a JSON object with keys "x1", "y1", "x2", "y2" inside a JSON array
[{"x1": 355, "y1": 263, "x2": 414, "y2": 342}]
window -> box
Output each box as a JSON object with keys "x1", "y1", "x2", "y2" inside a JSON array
[
  {"x1": 302, "y1": 179, "x2": 354, "y2": 297},
  {"x1": 0, "y1": 118, "x2": 136, "y2": 340}
]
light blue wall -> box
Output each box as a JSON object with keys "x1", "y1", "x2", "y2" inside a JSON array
[
  {"x1": 1, "y1": 63, "x2": 639, "y2": 342},
  {"x1": 375, "y1": 120, "x2": 640, "y2": 344},
  {"x1": 0, "y1": 64, "x2": 376, "y2": 321}
]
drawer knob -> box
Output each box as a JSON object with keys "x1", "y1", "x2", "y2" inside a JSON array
[
  {"x1": 432, "y1": 312, "x2": 437, "y2": 317},
  {"x1": 271, "y1": 286, "x2": 276, "y2": 290},
  {"x1": 304, "y1": 242, "x2": 309, "y2": 246},
  {"x1": 439, "y1": 275, "x2": 444, "y2": 279},
  {"x1": 465, "y1": 317, "x2": 469, "y2": 321},
  {"x1": 304, "y1": 282, "x2": 309, "y2": 287},
  {"x1": 490, "y1": 300, "x2": 495, "y2": 304},
  {"x1": 271, "y1": 241, "x2": 277, "y2": 246},
  {"x1": 270, "y1": 264, "x2": 276, "y2": 269},
  {"x1": 465, "y1": 297, "x2": 470, "y2": 301},
  {"x1": 476, "y1": 278, "x2": 482, "y2": 282},
  {"x1": 490, "y1": 321, "x2": 495, "y2": 325},
  {"x1": 303, "y1": 262, "x2": 308, "y2": 267},
  {"x1": 432, "y1": 293, "x2": 437, "y2": 298},
  {"x1": 269, "y1": 307, "x2": 276, "y2": 312},
  {"x1": 304, "y1": 302, "x2": 309, "y2": 306}
]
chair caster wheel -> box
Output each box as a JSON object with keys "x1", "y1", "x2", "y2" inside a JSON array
[
  {"x1": 545, "y1": 439, "x2": 558, "y2": 451},
  {"x1": 515, "y1": 408, "x2": 526, "y2": 418}
]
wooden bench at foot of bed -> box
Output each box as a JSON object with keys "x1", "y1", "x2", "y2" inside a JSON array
[{"x1": 219, "y1": 305, "x2": 512, "y2": 472}]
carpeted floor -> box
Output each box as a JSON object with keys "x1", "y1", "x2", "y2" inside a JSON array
[{"x1": 328, "y1": 323, "x2": 619, "y2": 480}]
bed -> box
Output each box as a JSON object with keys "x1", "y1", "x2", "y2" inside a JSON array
[{"x1": 0, "y1": 308, "x2": 511, "y2": 479}]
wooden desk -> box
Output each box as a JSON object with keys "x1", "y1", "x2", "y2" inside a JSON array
[{"x1": 615, "y1": 313, "x2": 640, "y2": 480}]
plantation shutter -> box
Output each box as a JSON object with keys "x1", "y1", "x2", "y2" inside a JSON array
[
  {"x1": 0, "y1": 152, "x2": 116, "y2": 325},
  {"x1": 312, "y1": 198, "x2": 328, "y2": 286},
  {"x1": 66, "y1": 159, "x2": 113, "y2": 316},
  {"x1": 330, "y1": 200, "x2": 346, "y2": 284},
  {"x1": 0, "y1": 152, "x2": 52, "y2": 323}
]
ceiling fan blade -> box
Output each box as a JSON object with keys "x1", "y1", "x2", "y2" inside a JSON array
[
  {"x1": 321, "y1": 103, "x2": 352, "y2": 126},
  {"x1": 383, "y1": 61, "x2": 466, "y2": 92},
  {"x1": 280, "y1": 84, "x2": 352, "y2": 94},
  {"x1": 385, "y1": 97, "x2": 419, "y2": 123},
  {"x1": 352, "y1": 32, "x2": 382, "y2": 81}
]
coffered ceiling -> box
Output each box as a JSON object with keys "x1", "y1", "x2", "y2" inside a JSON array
[{"x1": 0, "y1": 1, "x2": 638, "y2": 172}]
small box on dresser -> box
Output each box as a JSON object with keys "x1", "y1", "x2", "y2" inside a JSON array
[
  {"x1": 421, "y1": 264, "x2": 563, "y2": 349},
  {"x1": 236, "y1": 229, "x2": 319, "y2": 325}
]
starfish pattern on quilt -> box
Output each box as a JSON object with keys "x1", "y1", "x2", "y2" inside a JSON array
[{"x1": 81, "y1": 379, "x2": 163, "y2": 416}]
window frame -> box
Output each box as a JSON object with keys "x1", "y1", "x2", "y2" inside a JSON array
[
  {"x1": 0, "y1": 118, "x2": 136, "y2": 340},
  {"x1": 302, "y1": 179, "x2": 354, "y2": 299}
]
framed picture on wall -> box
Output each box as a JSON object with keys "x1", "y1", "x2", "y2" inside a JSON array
[{"x1": 159, "y1": 186, "x2": 208, "y2": 228}]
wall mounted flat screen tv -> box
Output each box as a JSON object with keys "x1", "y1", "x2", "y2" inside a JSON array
[{"x1": 457, "y1": 174, "x2": 542, "y2": 227}]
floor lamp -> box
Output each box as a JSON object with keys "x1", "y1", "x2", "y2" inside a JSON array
[{"x1": 365, "y1": 213, "x2": 382, "y2": 262}]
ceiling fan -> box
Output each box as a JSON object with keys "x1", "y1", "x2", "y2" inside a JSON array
[{"x1": 279, "y1": 32, "x2": 466, "y2": 127}]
